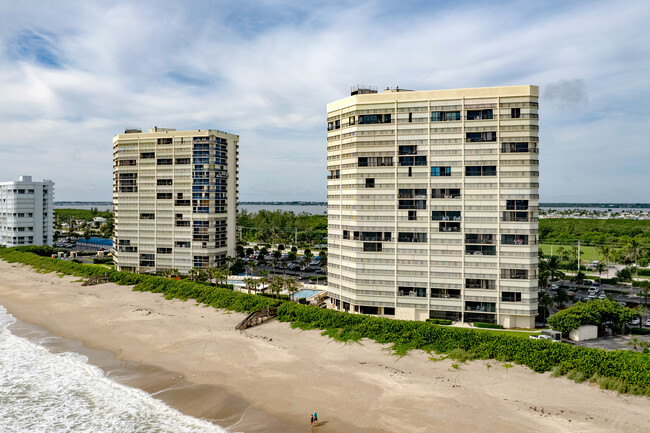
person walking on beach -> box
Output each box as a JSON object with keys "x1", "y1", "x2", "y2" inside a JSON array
[
  {"x1": 310, "y1": 414, "x2": 314, "y2": 426},
  {"x1": 313, "y1": 411, "x2": 318, "y2": 425}
]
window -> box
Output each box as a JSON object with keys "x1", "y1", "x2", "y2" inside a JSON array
[
  {"x1": 501, "y1": 292, "x2": 522, "y2": 302},
  {"x1": 398, "y1": 287, "x2": 426, "y2": 297},
  {"x1": 175, "y1": 220, "x2": 190, "y2": 227},
  {"x1": 363, "y1": 242, "x2": 382, "y2": 252},
  {"x1": 466, "y1": 279, "x2": 496, "y2": 290},
  {"x1": 398, "y1": 188, "x2": 427, "y2": 198},
  {"x1": 157, "y1": 247, "x2": 172, "y2": 254},
  {"x1": 157, "y1": 158, "x2": 173, "y2": 165},
  {"x1": 432, "y1": 211, "x2": 461, "y2": 221},
  {"x1": 408, "y1": 112, "x2": 413, "y2": 123},
  {"x1": 360, "y1": 232, "x2": 389, "y2": 241},
  {"x1": 140, "y1": 152, "x2": 155, "y2": 159},
  {"x1": 501, "y1": 234, "x2": 529, "y2": 245},
  {"x1": 139, "y1": 213, "x2": 155, "y2": 219},
  {"x1": 431, "y1": 111, "x2": 461, "y2": 121},
  {"x1": 398, "y1": 199, "x2": 426, "y2": 210},
  {"x1": 397, "y1": 232, "x2": 427, "y2": 243},
  {"x1": 501, "y1": 269, "x2": 529, "y2": 280},
  {"x1": 358, "y1": 157, "x2": 393, "y2": 167},
  {"x1": 502, "y1": 211, "x2": 530, "y2": 222},
  {"x1": 465, "y1": 166, "x2": 496, "y2": 176},
  {"x1": 506, "y1": 200, "x2": 528, "y2": 210},
  {"x1": 118, "y1": 159, "x2": 137, "y2": 166},
  {"x1": 466, "y1": 109, "x2": 493, "y2": 120},
  {"x1": 501, "y1": 142, "x2": 530, "y2": 153},
  {"x1": 465, "y1": 234, "x2": 495, "y2": 244},
  {"x1": 431, "y1": 288, "x2": 461, "y2": 299},
  {"x1": 358, "y1": 114, "x2": 391, "y2": 124},
  {"x1": 175, "y1": 241, "x2": 190, "y2": 248},
  {"x1": 431, "y1": 166, "x2": 451, "y2": 177},
  {"x1": 511, "y1": 108, "x2": 521, "y2": 119},
  {"x1": 175, "y1": 157, "x2": 191, "y2": 164},
  {"x1": 408, "y1": 210, "x2": 417, "y2": 221},
  {"x1": 398, "y1": 145, "x2": 417, "y2": 155},
  {"x1": 157, "y1": 138, "x2": 173, "y2": 145},
  {"x1": 399, "y1": 156, "x2": 427, "y2": 166},
  {"x1": 349, "y1": 116, "x2": 355, "y2": 126},
  {"x1": 431, "y1": 188, "x2": 461, "y2": 199},
  {"x1": 365, "y1": 178, "x2": 375, "y2": 188},
  {"x1": 157, "y1": 179, "x2": 173, "y2": 185},
  {"x1": 157, "y1": 193, "x2": 172, "y2": 199},
  {"x1": 466, "y1": 132, "x2": 496, "y2": 142}
]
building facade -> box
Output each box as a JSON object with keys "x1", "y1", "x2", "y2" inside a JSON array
[
  {"x1": 113, "y1": 128, "x2": 238, "y2": 274},
  {"x1": 326, "y1": 86, "x2": 539, "y2": 328},
  {"x1": 0, "y1": 176, "x2": 54, "y2": 247}
]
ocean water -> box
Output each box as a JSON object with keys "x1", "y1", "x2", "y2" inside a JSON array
[{"x1": 0, "y1": 306, "x2": 227, "y2": 433}]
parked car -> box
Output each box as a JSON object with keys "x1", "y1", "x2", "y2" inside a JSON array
[
  {"x1": 551, "y1": 283, "x2": 560, "y2": 290},
  {"x1": 597, "y1": 293, "x2": 606, "y2": 299},
  {"x1": 629, "y1": 317, "x2": 641, "y2": 326},
  {"x1": 645, "y1": 318, "x2": 650, "y2": 327}
]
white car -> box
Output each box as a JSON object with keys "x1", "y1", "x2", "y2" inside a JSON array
[
  {"x1": 645, "y1": 318, "x2": 650, "y2": 327},
  {"x1": 587, "y1": 287, "x2": 599, "y2": 295},
  {"x1": 629, "y1": 318, "x2": 640, "y2": 326},
  {"x1": 597, "y1": 293, "x2": 606, "y2": 299}
]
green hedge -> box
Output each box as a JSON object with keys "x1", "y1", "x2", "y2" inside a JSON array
[
  {"x1": 474, "y1": 322, "x2": 504, "y2": 329},
  {"x1": 631, "y1": 328, "x2": 650, "y2": 335},
  {"x1": 426, "y1": 318, "x2": 452, "y2": 325},
  {"x1": 2, "y1": 246, "x2": 650, "y2": 396}
]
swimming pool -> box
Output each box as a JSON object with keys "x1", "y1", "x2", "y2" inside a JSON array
[
  {"x1": 226, "y1": 279, "x2": 246, "y2": 286},
  {"x1": 293, "y1": 289, "x2": 323, "y2": 299}
]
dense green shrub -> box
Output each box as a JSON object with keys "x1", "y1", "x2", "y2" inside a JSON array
[
  {"x1": 474, "y1": 322, "x2": 503, "y2": 329},
  {"x1": 2, "y1": 247, "x2": 650, "y2": 396},
  {"x1": 631, "y1": 328, "x2": 650, "y2": 335},
  {"x1": 426, "y1": 319, "x2": 452, "y2": 325},
  {"x1": 93, "y1": 257, "x2": 113, "y2": 264},
  {"x1": 549, "y1": 299, "x2": 638, "y2": 336}
]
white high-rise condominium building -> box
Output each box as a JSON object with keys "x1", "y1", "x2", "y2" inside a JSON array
[
  {"x1": 0, "y1": 176, "x2": 54, "y2": 247},
  {"x1": 113, "y1": 128, "x2": 239, "y2": 274},
  {"x1": 327, "y1": 85, "x2": 539, "y2": 328}
]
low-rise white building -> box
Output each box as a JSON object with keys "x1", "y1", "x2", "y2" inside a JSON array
[{"x1": 0, "y1": 176, "x2": 55, "y2": 247}]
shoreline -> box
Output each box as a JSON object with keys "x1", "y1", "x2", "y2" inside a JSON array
[{"x1": 1, "y1": 260, "x2": 649, "y2": 432}]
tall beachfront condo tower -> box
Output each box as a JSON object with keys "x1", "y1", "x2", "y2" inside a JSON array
[
  {"x1": 326, "y1": 85, "x2": 539, "y2": 328},
  {"x1": 113, "y1": 128, "x2": 239, "y2": 274},
  {"x1": 0, "y1": 175, "x2": 54, "y2": 247}
]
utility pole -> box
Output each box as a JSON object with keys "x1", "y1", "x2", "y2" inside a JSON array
[{"x1": 577, "y1": 240, "x2": 581, "y2": 271}]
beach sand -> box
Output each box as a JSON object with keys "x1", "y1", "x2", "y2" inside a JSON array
[{"x1": 0, "y1": 259, "x2": 648, "y2": 432}]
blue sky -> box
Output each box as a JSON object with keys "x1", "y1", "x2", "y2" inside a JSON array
[{"x1": 0, "y1": 0, "x2": 649, "y2": 202}]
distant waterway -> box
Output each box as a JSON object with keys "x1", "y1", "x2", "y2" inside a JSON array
[
  {"x1": 239, "y1": 204, "x2": 327, "y2": 215},
  {"x1": 54, "y1": 203, "x2": 327, "y2": 215}
]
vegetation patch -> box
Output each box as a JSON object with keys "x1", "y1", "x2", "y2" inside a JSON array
[
  {"x1": 2, "y1": 246, "x2": 650, "y2": 396},
  {"x1": 474, "y1": 322, "x2": 503, "y2": 329}
]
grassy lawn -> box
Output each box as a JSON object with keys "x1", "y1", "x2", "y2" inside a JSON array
[{"x1": 539, "y1": 244, "x2": 601, "y2": 262}]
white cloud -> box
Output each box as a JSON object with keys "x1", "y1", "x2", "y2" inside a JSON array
[{"x1": 0, "y1": 0, "x2": 649, "y2": 201}]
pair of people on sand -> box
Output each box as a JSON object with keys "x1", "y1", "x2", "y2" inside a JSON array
[{"x1": 310, "y1": 411, "x2": 318, "y2": 426}]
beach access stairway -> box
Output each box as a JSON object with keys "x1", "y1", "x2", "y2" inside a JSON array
[
  {"x1": 81, "y1": 275, "x2": 111, "y2": 286},
  {"x1": 235, "y1": 306, "x2": 278, "y2": 330}
]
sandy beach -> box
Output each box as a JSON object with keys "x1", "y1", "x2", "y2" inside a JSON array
[{"x1": 0, "y1": 259, "x2": 649, "y2": 432}]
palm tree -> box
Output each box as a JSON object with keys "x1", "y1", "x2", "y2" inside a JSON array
[
  {"x1": 269, "y1": 276, "x2": 284, "y2": 299},
  {"x1": 598, "y1": 245, "x2": 612, "y2": 268},
  {"x1": 540, "y1": 256, "x2": 565, "y2": 284},
  {"x1": 538, "y1": 291, "x2": 554, "y2": 324},
  {"x1": 283, "y1": 276, "x2": 300, "y2": 301},
  {"x1": 624, "y1": 238, "x2": 644, "y2": 265},
  {"x1": 243, "y1": 277, "x2": 259, "y2": 295},
  {"x1": 553, "y1": 287, "x2": 570, "y2": 309},
  {"x1": 595, "y1": 262, "x2": 606, "y2": 282}
]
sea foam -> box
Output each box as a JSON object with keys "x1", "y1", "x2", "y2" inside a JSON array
[{"x1": 0, "y1": 306, "x2": 229, "y2": 433}]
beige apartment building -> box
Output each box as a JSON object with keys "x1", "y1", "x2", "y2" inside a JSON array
[
  {"x1": 326, "y1": 85, "x2": 539, "y2": 328},
  {"x1": 113, "y1": 128, "x2": 238, "y2": 274}
]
